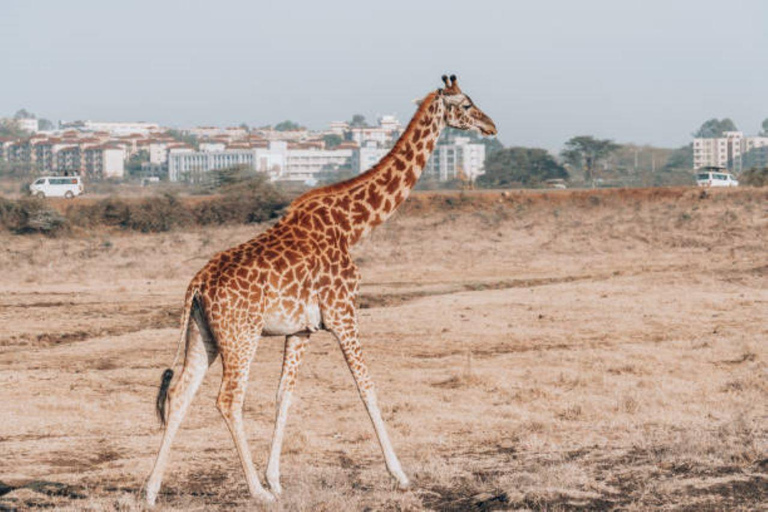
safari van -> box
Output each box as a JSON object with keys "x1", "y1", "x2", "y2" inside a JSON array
[
  {"x1": 695, "y1": 170, "x2": 739, "y2": 188},
  {"x1": 29, "y1": 176, "x2": 84, "y2": 198}
]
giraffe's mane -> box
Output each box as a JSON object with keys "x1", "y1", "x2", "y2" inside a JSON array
[{"x1": 286, "y1": 90, "x2": 440, "y2": 212}]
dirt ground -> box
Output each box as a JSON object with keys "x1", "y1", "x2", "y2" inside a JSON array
[{"x1": 1, "y1": 187, "x2": 767, "y2": 511}]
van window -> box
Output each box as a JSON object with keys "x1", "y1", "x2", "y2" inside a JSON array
[
  {"x1": 696, "y1": 173, "x2": 710, "y2": 180},
  {"x1": 714, "y1": 174, "x2": 727, "y2": 180},
  {"x1": 34, "y1": 178, "x2": 45, "y2": 185}
]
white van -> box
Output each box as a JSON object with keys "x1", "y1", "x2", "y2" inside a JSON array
[
  {"x1": 696, "y1": 171, "x2": 738, "y2": 187},
  {"x1": 29, "y1": 176, "x2": 84, "y2": 198}
]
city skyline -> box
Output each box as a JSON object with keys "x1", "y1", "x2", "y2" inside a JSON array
[{"x1": 2, "y1": 0, "x2": 767, "y2": 151}]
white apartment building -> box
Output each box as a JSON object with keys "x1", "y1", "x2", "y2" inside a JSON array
[
  {"x1": 424, "y1": 137, "x2": 486, "y2": 182},
  {"x1": 353, "y1": 141, "x2": 389, "y2": 174},
  {"x1": 743, "y1": 136, "x2": 768, "y2": 169},
  {"x1": 284, "y1": 147, "x2": 354, "y2": 182},
  {"x1": 16, "y1": 118, "x2": 39, "y2": 133},
  {"x1": 167, "y1": 141, "x2": 355, "y2": 184},
  {"x1": 186, "y1": 126, "x2": 248, "y2": 140},
  {"x1": 693, "y1": 132, "x2": 768, "y2": 173},
  {"x1": 59, "y1": 121, "x2": 160, "y2": 136}
]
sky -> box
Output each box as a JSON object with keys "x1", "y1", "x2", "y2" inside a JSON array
[{"x1": 1, "y1": 0, "x2": 766, "y2": 151}]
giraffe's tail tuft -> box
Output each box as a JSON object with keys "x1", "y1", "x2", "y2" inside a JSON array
[{"x1": 156, "y1": 368, "x2": 174, "y2": 426}]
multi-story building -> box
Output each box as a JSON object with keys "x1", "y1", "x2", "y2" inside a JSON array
[
  {"x1": 83, "y1": 145, "x2": 126, "y2": 179},
  {"x1": 693, "y1": 132, "x2": 768, "y2": 173},
  {"x1": 168, "y1": 148, "x2": 255, "y2": 183},
  {"x1": 347, "y1": 115, "x2": 402, "y2": 147},
  {"x1": 59, "y1": 120, "x2": 160, "y2": 136},
  {"x1": 167, "y1": 141, "x2": 355, "y2": 184},
  {"x1": 284, "y1": 146, "x2": 354, "y2": 183},
  {"x1": 424, "y1": 137, "x2": 486, "y2": 182},
  {"x1": 185, "y1": 126, "x2": 248, "y2": 140},
  {"x1": 743, "y1": 136, "x2": 768, "y2": 169},
  {"x1": 16, "y1": 118, "x2": 39, "y2": 133},
  {"x1": 353, "y1": 141, "x2": 389, "y2": 174}
]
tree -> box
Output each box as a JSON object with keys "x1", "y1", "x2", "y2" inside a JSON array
[
  {"x1": 663, "y1": 144, "x2": 693, "y2": 171},
  {"x1": 323, "y1": 134, "x2": 343, "y2": 149},
  {"x1": 126, "y1": 150, "x2": 150, "y2": 176},
  {"x1": 274, "y1": 120, "x2": 303, "y2": 132},
  {"x1": 561, "y1": 136, "x2": 619, "y2": 184},
  {"x1": 477, "y1": 147, "x2": 568, "y2": 188},
  {"x1": 761, "y1": 118, "x2": 768, "y2": 136},
  {"x1": 0, "y1": 119, "x2": 29, "y2": 138},
  {"x1": 38, "y1": 118, "x2": 55, "y2": 131},
  {"x1": 165, "y1": 129, "x2": 199, "y2": 149},
  {"x1": 693, "y1": 118, "x2": 738, "y2": 138},
  {"x1": 349, "y1": 114, "x2": 368, "y2": 128},
  {"x1": 14, "y1": 108, "x2": 35, "y2": 119},
  {"x1": 239, "y1": 122, "x2": 249, "y2": 131}
]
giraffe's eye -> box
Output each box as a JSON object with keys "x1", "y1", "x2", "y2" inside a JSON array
[{"x1": 462, "y1": 104, "x2": 471, "y2": 111}]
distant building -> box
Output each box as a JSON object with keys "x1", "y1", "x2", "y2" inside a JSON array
[
  {"x1": 353, "y1": 141, "x2": 389, "y2": 174},
  {"x1": 425, "y1": 137, "x2": 486, "y2": 182},
  {"x1": 59, "y1": 120, "x2": 160, "y2": 136},
  {"x1": 84, "y1": 145, "x2": 126, "y2": 179},
  {"x1": 284, "y1": 146, "x2": 354, "y2": 183},
  {"x1": 348, "y1": 115, "x2": 402, "y2": 147},
  {"x1": 185, "y1": 126, "x2": 248, "y2": 140},
  {"x1": 743, "y1": 136, "x2": 768, "y2": 169},
  {"x1": 693, "y1": 132, "x2": 768, "y2": 173},
  {"x1": 167, "y1": 141, "x2": 354, "y2": 184},
  {"x1": 16, "y1": 118, "x2": 39, "y2": 133}
]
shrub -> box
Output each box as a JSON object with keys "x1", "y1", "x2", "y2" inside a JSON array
[
  {"x1": 740, "y1": 167, "x2": 768, "y2": 187},
  {"x1": 0, "y1": 197, "x2": 69, "y2": 235},
  {"x1": 193, "y1": 174, "x2": 288, "y2": 225},
  {"x1": 124, "y1": 194, "x2": 193, "y2": 233}
]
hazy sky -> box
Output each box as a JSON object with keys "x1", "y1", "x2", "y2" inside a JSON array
[{"x1": 2, "y1": 0, "x2": 766, "y2": 150}]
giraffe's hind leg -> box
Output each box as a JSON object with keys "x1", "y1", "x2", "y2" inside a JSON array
[
  {"x1": 216, "y1": 330, "x2": 275, "y2": 502},
  {"x1": 144, "y1": 308, "x2": 218, "y2": 506},
  {"x1": 266, "y1": 333, "x2": 310, "y2": 495}
]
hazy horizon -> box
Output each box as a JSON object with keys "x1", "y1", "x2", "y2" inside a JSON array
[{"x1": 2, "y1": 0, "x2": 767, "y2": 151}]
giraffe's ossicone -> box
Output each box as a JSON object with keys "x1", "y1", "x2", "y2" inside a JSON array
[{"x1": 143, "y1": 75, "x2": 497, "y2": 506}]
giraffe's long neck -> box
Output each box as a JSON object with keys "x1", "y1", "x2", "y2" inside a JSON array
[{"x1": 286, "y1": 91, "x2": 445, "y2": 246}]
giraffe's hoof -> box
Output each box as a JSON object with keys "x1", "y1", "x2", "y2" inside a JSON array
[
  {"x1": 253, "y1": 489, "x2": 276, "y2": 503},
  {"x1": 266, "y1": 480, "x2": 282, "y2": 497},
  {"x1": 142, "y1": 485, "x2": 159, "y2": 507}
]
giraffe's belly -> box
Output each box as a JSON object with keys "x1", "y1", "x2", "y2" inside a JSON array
[{"x1": 261, "y1": 303, "x2": 322, "y2": 336}]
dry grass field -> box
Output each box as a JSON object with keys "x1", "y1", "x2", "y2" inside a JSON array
[{"x1": 1, "y1": 187, "x2": 767, "y2": 511}]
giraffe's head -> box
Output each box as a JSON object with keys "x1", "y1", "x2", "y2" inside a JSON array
[{"x1": 439, "y1": 74, "x2": 497, "y2": 136}]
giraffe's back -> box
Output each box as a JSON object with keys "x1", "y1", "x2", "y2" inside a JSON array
[{"x1": 192, "y1": 222, "x2": 325, "y2": 340}]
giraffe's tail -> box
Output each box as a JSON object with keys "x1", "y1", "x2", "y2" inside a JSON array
[{"x1": 156, "y1": 286, "x2": 199, "y2": 426}]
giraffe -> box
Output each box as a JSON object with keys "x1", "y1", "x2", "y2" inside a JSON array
[{"x1": 143, "y1": 74, "x2": 497, "y2": 506}]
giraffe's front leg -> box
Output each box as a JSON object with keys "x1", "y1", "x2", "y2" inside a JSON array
[
  {"x1": 324, "y1": 301, "x2": 410, "y2": 489},
  {"x1": 265, "y1": 333, "x2": 310, "y2": 495}
]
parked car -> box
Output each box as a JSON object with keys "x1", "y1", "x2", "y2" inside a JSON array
[
  {"x1": 545, "y1": 178, "x2": 567, "y2": 189},
  {"x1": 696, "y1": 171, "x2": 739, "y2": 187},
  {"x1": 29, "y1": 176, "x2": 84, "y2": 198}
]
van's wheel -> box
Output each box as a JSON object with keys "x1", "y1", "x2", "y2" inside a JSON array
[
  {"x1": 36, "y1": 192, "x2": 45, "y2": 199},
  {"x1": 64, "y1": 191, "x2": 74, "y2": 199}
]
